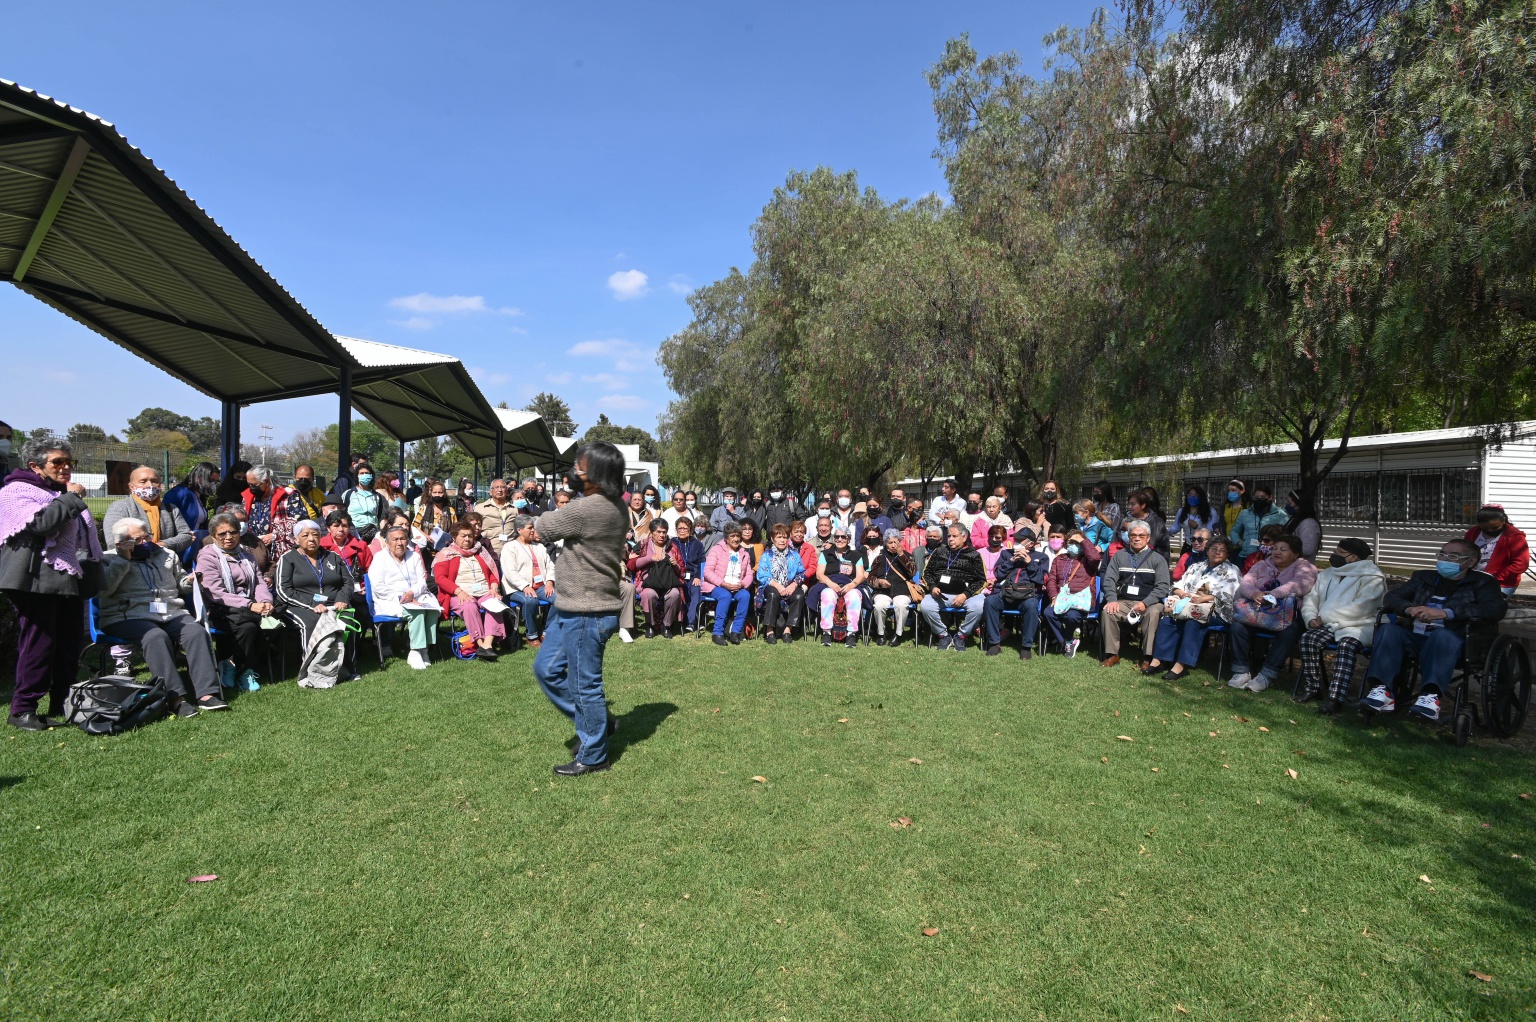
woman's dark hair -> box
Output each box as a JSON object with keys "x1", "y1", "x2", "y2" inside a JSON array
[
  {"x1": 1021, "y1": 500, "x2": 1042, "y2": 521},
  {"x1": 574, "y1": 441, "x2": 626, "y2": 501},
  {"x1": 1285, "y1": 488, "x2": 1319, "y2": 533},
  {"x1": 1179, "y1": 484, "x2": 1211, "y2": 526},
  {"x1": 1142, "y1": 486, "x2": 1163, "y2": 515},
  {"x1": 988, "y1": 524, "x2": 1008, "y2": 543},
  {"x1": 1206, "y1": 537, "x2": 1234, "y2": 560},
  {"x1": 1274, "y1": 533, "x2": 1304, "y2": 557},
  {"x1": 179, "y1": 461, "x2": 220, "y2": 498},
  {"x1": 1259, "y1": 523, "x2": 1286, "y2": 542},
  {"x1": 213, "y1": 460, "x2": 253, "y2": 506},
  {"x1": 324, "y1": 510, "x2": 352, "y2": 528},
  {"x1": 1093, "y1": 480, "x2": 1115, "y2": 503}
]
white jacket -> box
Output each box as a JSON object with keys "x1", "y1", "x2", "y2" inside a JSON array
[
  {"x1": 366, "y1": 549, "x2": 432, "y2": 618},
  {"x1": 500, "y1": 539, "x2": 555, "y2": 592},
  {"x1": 1301, "y1": 559, "x2": 1387, "y2": 644}
]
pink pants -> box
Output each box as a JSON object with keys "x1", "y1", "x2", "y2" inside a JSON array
[
  {"x1": 451, "y1": 594, "x2": 508, "y2": 642},
  {"x1": 820, "y1": 587, "x2": 863, "y2": 630},
  {"x1": 639, "y1": 586, "x2": 682, "y2": 626}
]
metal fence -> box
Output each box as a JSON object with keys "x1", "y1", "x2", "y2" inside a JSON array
[{"x1": 1139, "y1": 469, "x2": 1483, "y2": 527}]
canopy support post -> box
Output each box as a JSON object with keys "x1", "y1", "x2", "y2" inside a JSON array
[
  {"x1": 495, "y1": 433, "x2": 505, "y2": 481},
  {"x1": 337, "y1": 366, "x2": 352, "y2": 488},
  {"x1": 220, "y1": 399, "x2": 240, "y2": 475},
  {"x1": 399, "y1": 440, "x2": 407, "y2": 493}
]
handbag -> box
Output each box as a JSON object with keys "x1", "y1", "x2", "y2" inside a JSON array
[
  {"x1": 1163, "y1": 594, "x2": 1214, "y2": 623},
  {"x1": 1052, "y1": 562, "x2": 1092, "y2": 614},
  {"x1": 644, "y1": 551, "x2": 680, "y2": 593},
  {"x1": 1233, "y1": 594, "x2": 1295, "y2": 632},
  {"x1": 882, "y1": 554, "x2": 923, "y2": 603}
]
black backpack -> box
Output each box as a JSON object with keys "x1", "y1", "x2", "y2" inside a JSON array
[{"x1": 63, "y1": 675, "x2": 171, "y2": 736}]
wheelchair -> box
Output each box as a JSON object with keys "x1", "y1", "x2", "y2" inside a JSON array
[{"x1": 1359, "y1": 611, "x2": 1531, "y2": 747}]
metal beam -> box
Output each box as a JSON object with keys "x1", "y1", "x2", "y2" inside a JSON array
[
  {"x1": 337, "y1": 366, "x2": 353, "y2": 489},
  {"x1": 221, "y1": 399, "x2": 241, "y2": 476},
  {"x1": 0, "y1": 123, "x2": 74, "y2": 148},
  {"x1": 13, "y1": 136, "x2": 89, "y2": 282},
  {"x1": 495, "y1": 432, "x2": 505, "y2": 480}
]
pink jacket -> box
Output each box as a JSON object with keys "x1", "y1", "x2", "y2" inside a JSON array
[
  {"x1": 1238, "y1": 556, "x2": 1319, "y2": 602},
  {"x1": 703, "y1": 542, "x2": 755, "y2": 594},
  {"x1": 970, "y1": 514, "x2": 1013, "y2": 550}
]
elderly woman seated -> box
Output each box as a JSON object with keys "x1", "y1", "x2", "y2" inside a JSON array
[
  {"x1": 366, "y1": 522, "x2": 439, "y2": 669},
  {"x1": 1227, "y1": 533, "x2": 1319, "y2": 693},
  {"x1": 704, "y1": 521, "x2": 755, "y2": 645},
  {"x1": 500, "y1": 514, "x2": 555, "y2": 648},
  {"x1": 434, "y1": 520, "x2": 510, "y2": 660},
  {"x1": 1144, "y1": 537, "x2": 1242, "y2": 680},
  {"x1": 1172, "y1": 528, "x2": 1213, "y2": 581},
  {"x1": 755, "y1": 523, "x2": 806, "y2": 645},
  {"x1": 629, "y1": 518, "x2": 686, "y2": 638},
  {"x1": 244, "y1": 464, "x2": 312, "y2": 563},
  {"x1": 868, "y1": 528, "x2": 918, "y2": 646},
  {"x1": 276, "y1": 519, "x2": 358, "y2": 674},
  {"x1": 816, "y1": 526, "x2": 867, "y2": 647},
  {"x1": 1296, "y1": 538, "x2": 1387, "y2": 714},
  {"x1": 672, "y1": 515, "x2": 706, "y2": 633},
  {"x1": 100, "y1": 517, "x2": 227, "y2": 716},
  {"x1": 196, "y1": 511, "x2": 280, "y2": 692},
  {"x1": 970, "y1": 496, "x2": 1014, "y2": 550}
]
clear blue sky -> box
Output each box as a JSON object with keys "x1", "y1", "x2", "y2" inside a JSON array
[{"x1": 1, "y1": 0, "x2": 1100, "y2": 444}]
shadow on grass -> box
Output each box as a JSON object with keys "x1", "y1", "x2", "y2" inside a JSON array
[
  {"x1": 0, "y1": 775, "x2": 24, "y2": 793},
  {"x1": 565, "y1": 701, "x2": 678, "y2": 764}
]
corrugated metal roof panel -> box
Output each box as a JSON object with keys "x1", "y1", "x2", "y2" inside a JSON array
[{"x1": 335, "y1": 335, "x2": 455, "y2": 368}]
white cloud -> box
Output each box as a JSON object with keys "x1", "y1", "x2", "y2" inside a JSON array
[
  {"x1": 389, "y1": 293, "x2": 490, "y2": 314},
  {"x1": 666, "y1": 274, "x2": 693, "y2": 295},
  {"x1": 614, "y1": 357, "x2": 649, "y2": 374},
  {"x1": 546, "y1": 372, "x2": 573, "y2": 385},
  {"x1": 598, "y1": 394, "x2": 647, "y2": 410},
  {"x1": 567, "y1": 339, "x2": 633, "y2": 357},
  {"x1": 508, "y1": 325, "x2": 529, "y2": 335},
  {"x1": 391, "y1": 316, "x2": 436, "y2": 330},
  {"x1": 607, "y1": 269, "x2": 649, "y2": 301},
  {"x1": 468, "y1": 366, "x2": 513, "y2": 386},
  {"x1": 580, "y1": 373, "x2": 629, "y2": 390}
]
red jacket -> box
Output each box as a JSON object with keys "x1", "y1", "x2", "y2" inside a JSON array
[
  {"x1": 1463, "y1": 523, "x2": 1530, "y2": 589},
  {"x1": 321, "y1": 534, "x2": 373, "y2": 576},
  {"x1": 431, "y1": 546, "x2": 502, "y2": 600}
]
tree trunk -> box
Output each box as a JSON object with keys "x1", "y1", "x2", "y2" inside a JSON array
[{"x1": 865, "y1": 461, "x2": 893, "y2": 494}]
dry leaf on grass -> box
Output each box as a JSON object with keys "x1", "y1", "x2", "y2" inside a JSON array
[
  {"x1": 187, "y1": 874, "x2": 218, "y2": 883},
  {"x1": 1419, "y1": 874, "x2": 1433, "y2": 884},
  {"x1": 751, "y1": 776, "x2": 768, "y2": 783},
  {"x1": 1521, "y1": 793, "x2": 1531, "y2": 800},
  {"x1": 1286, "y1": 768, "x2": 1299, "y2": 780},
  {"x1": 1258, "y1": 726, "x2": 1271, "y2": 733},
  {"x1": 1100, "y1": 756, "x2": 1109, "y2": 763},
  {"x1": 1234, "y1": 716, "x2": 1249, "y2": 722},
  {"x1": 1175, "y1": 1007, "x2": 1190, "y2": 1015},
  {"x1": 1222, "y1": 764, "x2": 1230, "y2": 769},
  {"x1": 838, "y1": 718, "x2": 849, "y2": 723},
  {"x1": 1151, "y1": 767, "x2": 1160, "y2": 773},
  {"x1": 1182, "y1": 712, "x2": 1192, "y2": 717},
  {"x1": 890, "y1": 817, "x2": 913, "y2": 829},
  {"x1": 1209, "y1": 731, "x2": 1220, "y2": 737},
  {"x1": 712, "y1": 708, "x2": 720, "y2": 714},
  {"x1": 908, "y1": 757, "x2": 924, "y2": 765},
  {"x1": 1117, "y1": 735, "x2": 1134, "y2": 742},
  {"x1": 1468, "y1": 970, "x2": 1493, "y2": 982},
  {"x1": 922, "y1": 927, "x2": 940, "y2": 937},
  {"x1": 682, "y1": 893, "x2": 691, "y2": 900},
  {"x1": 1114, "y1": 710, "x2": 1120, "y2": 717}
]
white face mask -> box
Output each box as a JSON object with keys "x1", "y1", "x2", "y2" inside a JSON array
[
  {"x1": 837, "y1": 497, "x2": 851, "y2": 509},
  {"x1": 686, "y1": 500, "x2": 696, "y2": 509},
  {"x1": 770, "y1": 491, "x2": 783, "y2": 501},
  {"x1": 0, "y1": 439, "x2": 11, "y2": 455}
]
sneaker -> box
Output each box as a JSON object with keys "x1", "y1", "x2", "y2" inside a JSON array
[
  {"x1": 196, "y1": 695, "x2": 231, "y2": 712},
  {"x1": 237, "y1": 670, "x2": 261, "y2": 692},
  {"x1": 618, "y1": 628, "x2": 634, "y2": 644},
  {"x1": 821, "y1": 636, "x2": 833, "y2": 647},
  {"x1": 845, "y1": 636, "x2": 859, "y2": 649},
  {"x1": 1064, "y1": 638, "x2": 1079, "y2": 658},
  {"x1": 1019, "y1": 648, "x2": 1032, "y2": 661},
  {"x1": 1317, "y1": 697, "x2": 1342, "y2": 716},
  {"x1": 936, "y1": 633, "x2": 953, "y2": 652},
  {"x1": 953, "y1": 634, "x2": 967, "y2": 652},
  {"x1": 476, "y1": 648, "x2": 499, "y2": 662},
  {"x1": 1360, "y1": 684, "x2": 1395, "y2": 713},
  {"x1": 218, "y1": 660, "x2": 237, "y2": 690},
  {"x1": 112, "y1": 655, "x2": 133, "y2": 677},
  {"x1": 728, "y1": 632, "x2": 743, "y2": 646},
  {"x1": 172, "y1": 700, "x2": 200, "y2": 719},
  {"x1": 1227, "y1": 672, "x2": 1252, "y2": 690},
  {"x1": 986, "y1": 645, "x2": 1002, "y2": 657},
  {"x1": 1247, "y1": 673, "x2": 1272, "y2": 693},
  {"x1": 8, "y1": 711, "x2": 51, "y2": 732},
  {"x1": 1408, "y1": 691, "x2": 1441, "y2": 722},
  {"x1": 715, "y1": 634, "x2": 730, "y2": 647},
  {"x1": 406, "y1": 650, "x2": 431, "y2": 671}
]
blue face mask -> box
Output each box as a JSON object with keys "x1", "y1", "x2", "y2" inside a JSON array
[
  {"x1": 1074, "y1": 514, "x2": 1086, "y2": 526},
  {"x1": 358, "y1": 473, "x2": 374, "y2": 487},
  {"x1": 1227, "y1": 490, "x2": 1241, "y2": 503},
  {"x1": 1187, "y1": 495, "x2": 1200, "y2": 508},
  {"x1": 514, "y1": 498, "x2": 527, "y2": 509},
  {"x1": 1066, "y1": 542, "x2": 1081, "y2": 556},
  {"x1": 1436, "y1": 559, "x2": 1464, "y2": 579}
]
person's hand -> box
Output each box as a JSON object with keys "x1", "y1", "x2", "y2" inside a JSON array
[
  {"x1": 1104, "y1": 600, "x2": 1122, "y2": 616},
  {"x1": 333, "y1": 601, "x2": 349, "y2": 612},
  {"x1": 524, "y1": 585, "x2": 537, "y2": 598},
  {"x1": 1419, "y1": 606, "x2": 1448, "y2": 622},
  {"x1": 1308, "y1": 617, "x2": 1322, "y2": 629},
  {"x1": 1262, "y1": 594, "x2": 1278, "y2": 607},
  {"x1": 1133, "y1": 601, "x2": 1147, "y2": 614},
  {"x1": 260, "y1": 533, "x2": 276, "y2": 545},
  {"x1": 251, "y1": 601, "x2": 272, "y2": 615},
  {"x1": 67, "y1": 482, "x2": 86, "y2": 496},
  {"x1": 313, "y1": 605, "x2": 326, "y2": 614},
  {"x1": 950, "y1": 593, "x2": 966, "y2": 608},
  {"x1": 542, "y1": 581, "x2": 555, "y2": 598},
  {"x1": 931, "y1": 587, "x2": 942, "y2": 598},
  {"x1": 401, "y1": 590, "x2": 415, "y2": 604},
  {"x1": 114, "y1": 537, "x2": 135, "y2": 555}
]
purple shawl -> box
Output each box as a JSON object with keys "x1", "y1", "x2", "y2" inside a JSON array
[{"x1": 0, "y1": 469, "x2": 104, "y2": 577}]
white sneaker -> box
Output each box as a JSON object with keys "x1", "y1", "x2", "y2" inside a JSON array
[
  {"x1": 1065, "y1": 638, "x2": 1079, "y2": 658},
  {"x1": 112, "y1": 655, "x2": 133, "y2": 677},
  {"x1": 1408, "y1": 691, "x2": 1441, "y2": 722},
  {"x1": 406, "y1": 650, "x2": 430, "y2": 670},
  {"x1": 618, "y1": 628, "x2": 634, "y2": 644},
  {"x1": 1227, "y1": 672, "x2": 1252, "y2": 690},
  {"x1": 1247, "y1": 673, "x2": 1272, "y2": 693},
  {"x1": 1361, "y1": 684, "x2": 1395, "y2": 712}
]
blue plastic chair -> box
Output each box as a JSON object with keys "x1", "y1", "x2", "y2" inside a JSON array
[
  {"x1": 87, "y1": 598, "x2": 134, "y2": 675},
  {"x1": 363, "y1": 575, "x2": 407, "y2": 664}
]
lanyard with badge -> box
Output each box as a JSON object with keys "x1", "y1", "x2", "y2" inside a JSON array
[
  {"x1": 1121, "y1": 550, "x2": 1151, "y2": 599},
  {"x1": 138, "y1": 560, "x2": 171, "y2": 616},
  {"x1": 309, "y1": 555, "x2": 330, "y2": 602},
  {"x1": 940, "y1": 551, "x2": 958, "y2": 586}
]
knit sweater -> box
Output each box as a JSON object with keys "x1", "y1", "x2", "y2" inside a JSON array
[{"x1": 530, "y1": 494, "x2": 628, "y2": 613}]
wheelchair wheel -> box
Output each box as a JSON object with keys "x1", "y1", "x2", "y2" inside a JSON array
[
  {"x1": 1454, "y1": 711, "x2": 1473, "y2": 748},
  {"x1": 1480, "y1": 635, "x2": 1532, "y2": 739}
]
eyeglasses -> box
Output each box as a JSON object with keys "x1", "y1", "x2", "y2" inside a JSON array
[
  {"x1": 44, "y1": 457, "x2": 76, "y2": 468},
  {"x1": 213, "y1": 530, "x2": 239, "y2": 539},
  {"x1": 1191, "y1": 536, "x2": 1209, "y2": 544}
]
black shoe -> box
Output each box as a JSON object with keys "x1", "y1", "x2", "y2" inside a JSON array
[
  {"x1": 821, "y1": 636, "x2": 833, "y2": 647},
  {"x1": 172, "y1": 700, "x2": 200, "y2": 719},
  {"x1": 765, "y1": 632, "x2": 778, "y2": 645},
  {"x1": 889, "y1": 635, "x2": 903, "y2": 648},
  {"x1": 783, "y1": 633, "x2": 795, "y2": 644},
  {"x1": 553, "y1": 758, "x2": 610, "y2": 777},
  {"x1": 712, "y1": 634, "x2": 728, "y2": 646},
  {"x1": 1141, "y1": 662, "x2": 1163, "y2": 676},
  {"x1": 953, "y1": 634, "x2": 967, "y2": 652},
  {"x1": 986, "y1": 645, "x2": 1001, "y2": 657},
  {"x1": 1161, "y1": 669, "x2": 1186, "y2": 682},
  {"x1": 476, "y1": 647, "x2": 500, "y2": 662},
  {"x1": 1293, "y1": 686, "x2": 1319, "y2": 704},
  {"x1": 645, "y1": 626, "x2": 656, "y2": 640},
  {"x1": 845, "y1": 636, "x2": 859, "y2": 648},
  {"x1": 1317, "y1": 697, "x2": 1342, "y2": 716},
  {"x1": 8, "y1": 711, "x2": 51, "y2": 731},
  {"x1": 1019, "y1": 648, "x2": 1032, "y2": 661},
  {"x1": 728, "y1": 632, "x2": 742, "y2": 646},
  {"x1": 659, "y1": 627, "x2": 673, "y2": 639},
  {"x1": 936, "y1": 633, "x2": 953, "y2": 651},
  {"x1": 196, "y1": 695, "x2": 230, "y2": 712}
]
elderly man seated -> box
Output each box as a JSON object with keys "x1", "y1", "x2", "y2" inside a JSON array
[
  {"x1": 1359, "y1": 537, "x2": 1508, "y2": 722},
  {"x1": 919, "y1": 523, "x2": 987, "y2": 651},
  {"x1": 100, "y1": 518, "x2": 227, "y2": 716},
  {"x1": 1099, "y1": 519, "x2": 1172, "y2": 668},
  {"x1": 983, "y1": 531, "x2": 1048, "y2": 659},
  {"x1": 366, "y1": 522, "x2": 440, "y2": 669},
  {"x1": 103, "y1": 464, "x2": 195, "y2": 555}
]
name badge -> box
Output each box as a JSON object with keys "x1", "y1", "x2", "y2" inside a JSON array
[
  {"x1": 149, "y1": 600, "x2": 169, "y2": 615},
  {"x1": 313, "y1": 593, "x2": 328, "y2": 603},
  {"x1": 533, "y1": 574, "x2": 545, "y2": 584},
  {"x1": 940, "y1": 574, "x2": 952, "y2": 585},
  {"x1": 684, "y1": 572, "x2": 692, "y2": 581},
  {"x1": 1123, "y1": 584, "x2": 1141, "y2": 597}
]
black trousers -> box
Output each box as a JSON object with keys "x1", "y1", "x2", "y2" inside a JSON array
[
  {"x1": 761, "y1": 587, "x2": 805, "y2": 630},
  {"x1": 207, "y1": 602, "x2": 268, "y2": 672}
]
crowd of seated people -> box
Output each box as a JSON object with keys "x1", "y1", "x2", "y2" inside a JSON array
[{"x1": 2, "y1": 438, "x2": 1530, "y2": 734}]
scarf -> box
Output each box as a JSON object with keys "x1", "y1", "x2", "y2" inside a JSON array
[
  {"x1": 0, "y1": 470, "x2": 103, "y2": 577},
  {"x1": 132, "y1": 495, "x2": 164, "y2": 542},
  {"x1": 767, "y1": 548, "x2": 792, "y2": 586}
]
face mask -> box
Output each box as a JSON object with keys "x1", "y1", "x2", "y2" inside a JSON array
[
  {"x1": 1252, "y1": 498, "x2": 1272, "y2": 515},
  {"x1": 965, "y1": 500, "x2": 980, "y2": 514},
  {"x1": 294, "y1": 478, "x2": 312, "y2": 490},
  {"x1": 725, "y1": 497, "x2": 735, "y2": 507},
  {"x1": 890, "y1": 500, "x2": 903, "y2": 513},
  {"x1": 1436, "y1": 559, "x2": 1464, "y2": 579},
  {"x1": 1227, "y1": 490, "x2": 1241, "y2": 503},
  {"x1": 1042, "y1": 490, "x2": 1057, "y2": 501},
  {"x1": 358, "y1": 473, "x2": 374, "y2": 487},
  {"x1": 818, "y1": 509, "x2": 831, "y2": 518},
  {"x1": 1284, "y1": 502, "x2": 1297, "y2": 515},
  {"x1": 1119, "y1": 530, "x2": 1129, "y2": 543},
  {"x1": 686, "y1": 499, "x2": 696, "y2": 509},
  {"x1": 1328, "y1": 553, "x2": 1349, "y2": 569},
  {"x1": 750, "y1": 497, "x2": 763, "y2": 506},
  {"x1": 645, "y1": 495, "x2": 657, "y2": 505},
  {"x1": 1186, "y1": 495, "x2": 1200, "y2": 508},
  {"x1": 1091, "y1": 492, "x2": 1103, "y2": 503},
  {"x1": 0, "y1": 439, "x2": 10, "y2": 455},
  {"x1": 131, "y1": 484, "x2": 162, "y2": 502},
  {"x1": 865, "y1": 536, "x2": 879, "y2": 547},
  {"x1": 434, "y1": 495, "x2": 448, "y2": 505},
  {"x1": 926, "y1": 537, "x2": 941, "y2": 548},
  {"x1": 514, "y1": 498, "x2": 528, "y2": 509},
  {"x1": 1258, "y1": 543, "x2": 1273, "y2": 556},
  {"x1": 1066, "y1": 542, "x2": 1081, "y2": 556},
  {"x1": 562, "y1": 469, "x2": 584, "y2": 492},
  {"x1": 837, "y1": 497, "x2": 851, "y2": 509},
  {"x1": 771, "y1": 491, "x2": 783, "y2": 501},
  {"x1": 130, "y1": 539, "x2": 159, "y2": 561},
  {"x1": 1048, "y1": 537, "x2": 1064, "y2": 551}
]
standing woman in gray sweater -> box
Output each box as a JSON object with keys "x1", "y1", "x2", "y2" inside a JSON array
[{"x1": 531, "y1": 442, "x2": 630, "y2": 776}]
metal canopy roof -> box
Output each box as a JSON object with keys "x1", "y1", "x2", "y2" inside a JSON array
[
  {"x1": 490, "y1": 408, "x2": 568, "y2": 472},
  {"x1": 0, "y1": 79, "x2": 360, "y2": 403}
]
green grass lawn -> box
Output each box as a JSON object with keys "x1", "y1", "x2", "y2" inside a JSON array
[{"x1": 3, "y1": 634, "x2": 1534, "y2": 1021}]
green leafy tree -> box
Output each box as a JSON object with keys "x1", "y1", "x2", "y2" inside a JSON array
[
  {"x1": 581, "y1": 414, "x2": 661, "y2": 463},
  {"x1": 324, "y1": 419, "x2": 399, "y2": 470},
  {"x1": 523, "y1": 392, "x2": 577, "y2": 437},
  {"x1": 66, "y1": 423, "x2": 118, "y2": 445}
]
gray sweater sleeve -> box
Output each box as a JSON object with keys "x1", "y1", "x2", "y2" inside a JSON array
[{"x1": 161, "y1": 504, "x2": 194, "y2": 553}]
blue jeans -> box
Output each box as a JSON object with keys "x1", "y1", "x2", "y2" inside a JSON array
[
  {"x1": 533, "y1": 607, "x2": 619, "y2": 765},
  {"x1": 1154, "y1": 616, "x2": 1209, "y2": 667},
  {"x1": 1044, "y1": 605, "x2": 1087, "y2": 647},
  {"x1": 919, "y1": 593, "x2": 983, "y2": 636},
  {"x1": 712, "y1": 587, "x2": 752, "y2": 635},
  {"x1": 681, "y1": 581, "x2": 703, "y2": 629},
  {"x1": 983, "y1": 592, "x2": 1040, "y2": 648},
  {"x1": 1367, "y1": 623, "x2": 1465, "y2": 695},
  {"x1": 1229, "y1": 618, "x2": 1303, "y2": 676},
  {"x1": 509, "y1": 591, "x2": 544, "y2": 640}
]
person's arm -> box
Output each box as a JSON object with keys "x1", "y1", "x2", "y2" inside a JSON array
[
  {"x1": 274, "y1": 552, "x2": 305, "y2": 610},
  {"x1": 755, "y1": 554, "x2": 775, "y2": 589},
  {"x1": 1228, "y1": 512, "x2": 1250, "y2": 551},
  {"x1": 529, "y1": 501, "x2": 582, "y2": 544},
  {"x1": 1237, "y1": 565, "x2": 1265, "y2": 600},
  {"x1": 964, "y1": 552, "x2": 988, "y2": 599},
  {"x1": 1381, "y1": 576, "x2": 1417, "y2": 617},
  {"x1": 703, "y1": 547, "x2": 725, "y2": 589},
  {"x1": 1269, "y1": 560, "x2": 1317, "y2": 601},
  {"x1": 1459, "y1": 574, "x2": 1510, "y2": 625},
  {"x1": 1301, "y1": 574, "x2": 1324, "y2": 626},
  {"x1": 29, "y1": 491, "x2": 92, "y2": 540},
  {"x1": 98, "y1": 552, "x2": 133, "y2": 597},
  {"x1": 1101, "y1": 556, "x2": 1121, "y2": 604},
  {"x1": 162, "y1": 504, "x2": 194, "y2": 553},
  {"x1": 815, "y1": 554, "x2": 833, "y2": 589},
  {"x1": 433, "y1": 558, "x2": 458, "y2": 600}
]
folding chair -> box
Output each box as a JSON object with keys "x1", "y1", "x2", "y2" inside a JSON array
[{"x1": 86, "y1": 598, "x2": 134, "y2": 675}]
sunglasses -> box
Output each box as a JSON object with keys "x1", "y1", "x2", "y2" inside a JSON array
[
  {"x1": 213, "y1": 530, "x2": 239, "y2": 538},
  {"x1": 44, "y1": 457, "x2": 76, "y2": 468}
]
